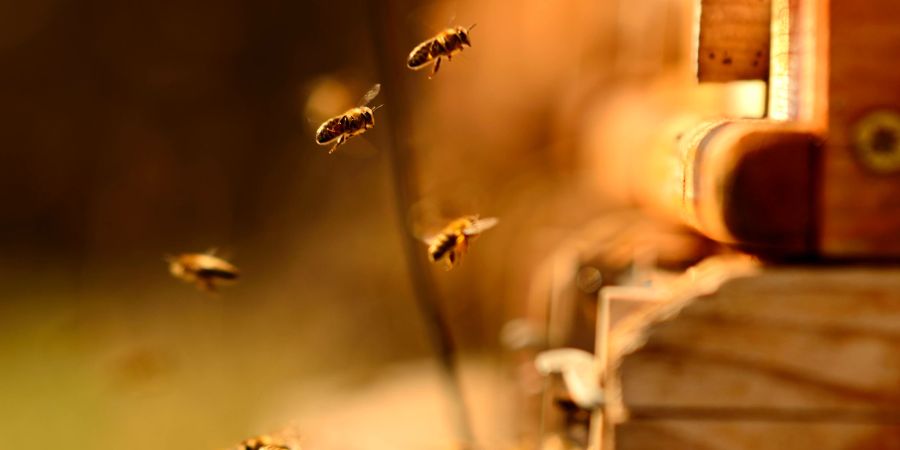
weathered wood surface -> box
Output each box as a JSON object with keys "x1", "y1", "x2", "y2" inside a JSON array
[
  {"x1": 616, "y1": 422, "x2": 900, "y2": 450},
  {"x1": 603, "y1": 258, "x2": 900, "y2": 449},
  {"x1": 822, "y1": 0, "x2": 900, "y2": 256},
  {"x1": 697, "y1": 0, "x2": 771, "y2": 82},
  {"x1": 768, "y1": 0, "x2": 823, "y2": 122}
]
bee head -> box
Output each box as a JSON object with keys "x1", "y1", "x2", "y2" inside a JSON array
[
  {"x1": 459, "y1": 24, "x2": 475, "y2": 46},
  {"x1": 361, "y1": 107, "x2": 375, "y2": 128},
  {"x1": 166, "y1": 258, "x2": 185, "y2": 277}
]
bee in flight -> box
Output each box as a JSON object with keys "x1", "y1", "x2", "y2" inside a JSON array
[
  {"x1": 315, "y1": 83, "x2": 382, "y2": 154},
  {"x1": 234, "y1": 434, "x2": 293, "y2": 450},
  {"x1": 407, "y1": 24, "x2": 476, "y2": 78},
  {"x1": 423, "y1": 215, "x2": 498, "y2": 270},
  {"x1": 166, "y1": 249, "x2": 239, "y2": 293}
]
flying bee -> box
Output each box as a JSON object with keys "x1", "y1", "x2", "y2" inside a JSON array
[
  {"x1": 235, "y1": 434, "x2": 292, "y2": 450},
  {"x1": 315, "y1": 83, "x2": 382, "y2": 154},
  {"x1": 407, "y1": 24, "x2": 476, "y2": 78},
  {"x1": 422, "y1": 215, "x2": 498, "y2": 270},
  {"x1": 166, "y1": 250, "x2": 239, "y2": 293}
]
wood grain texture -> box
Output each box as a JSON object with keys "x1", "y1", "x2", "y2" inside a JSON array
[
  {"x1": 616, "y1": 421, "x2": 900, "y2": 450},
  {"x1": 697, "y1": 0, "x2": 771, "y2": 82},
  {"x1": 605, "y1": 258, "x2": 900, "y2": 449},
  {"x1": 822, "y1": 0, "x2": 900, "y2": 256}
]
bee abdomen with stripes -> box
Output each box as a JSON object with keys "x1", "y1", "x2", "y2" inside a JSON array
[{"x1": 406, "y1": 25, "x2": 475, "y2": 78}]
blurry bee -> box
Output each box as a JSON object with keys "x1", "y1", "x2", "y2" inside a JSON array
[
  {"x1": 315, "y1": 83, "x2": 382, "y2": 154},
  {"x1": 407, "y1": 24, "x2": 476, "y2": 78},
  {"x1": 166, "y1": 250, "x2": 239, "y2": 293},
  {"x1": 236, "y1": 434, "x2": 292, "y2": 450},
  {"x1": 423, "y1": 215, "x2": 498, "y2": 269}
]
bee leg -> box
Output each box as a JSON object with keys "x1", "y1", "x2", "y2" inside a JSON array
[
  {"x1": 329, "y1": 135, "x2": 346, "y2": 154},
  {"x1": 445, "y1": 251, "x2": 456, "y2": 270},
  {"x1": 456, "y1": 237, "x2": 468, "y2": 260},
  {"x1": 197, "y1": 278, "x2": 217, "y2": 293},
  {"x1": 428, "y1": 57, "x2": 442, "y2": 79}
]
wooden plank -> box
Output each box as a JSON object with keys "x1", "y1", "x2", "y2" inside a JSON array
[
  {"x1": 606, "y1": 261, "x2": 900, "y2": 448},
  {"x1": 821, "y1": 0, "x2": 900, "y2": 256},
  {"x1": 768, "y1": 0, "x2": 825, "y2": 122},
  {"x1": 615, "y1": 421, "x2": 900, "y2": 450},
  {"x1": 611, "y1": 265, "x2": 900, "y2": 410},
  {"x1": 697, "y1": 0, "x2": 771, "y2": 82}
]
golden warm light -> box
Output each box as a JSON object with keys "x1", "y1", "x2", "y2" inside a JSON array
[{"x1": 3, "y1": 1, "x2": 899, "y2": 449}]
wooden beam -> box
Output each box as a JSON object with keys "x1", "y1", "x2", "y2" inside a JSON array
[
  {"x1": 697, "y1": 0, "x2": 771, "y2": 82},
  {"x1": 821, "y1": 0, "x2": 900, "y2": 256},
  {"x1": 637, "y1": 119, "x2": 822, "y2": 256}
]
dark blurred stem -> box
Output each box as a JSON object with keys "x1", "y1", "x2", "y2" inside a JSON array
[{"x1": 366, "y1": 1, "x2": 476, "y2": 447}]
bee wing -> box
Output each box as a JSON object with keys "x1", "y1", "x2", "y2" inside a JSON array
[
  {"x1": 357, "y1": 83, "x2": 381, "y2": 107},
  {"x1": 410, "y1": 217, "x2": 441, "y2": 245},
  {"x1": 205, "y1": 247, "x2": 237, "y2": 261},
  {"x1": 306, "y1": 116, "x2": 324, "y2": 132},
  {"x1": 463, "y1": 217, "x2": 498, "y2": 235},
  {"x1": 418, "y1": 231, "x2": 441, "y2": 245}
]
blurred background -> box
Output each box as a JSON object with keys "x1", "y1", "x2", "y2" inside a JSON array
[{"x1": 0, "y1": 0, "x2": 764, "y2": 448}]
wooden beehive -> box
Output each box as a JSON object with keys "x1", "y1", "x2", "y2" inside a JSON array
[
  {"x1": 586, "y1": 0, "x2": 900, "y2": 448},
  {"x1": 603, "y1": 258, "x2": 900, "y2": 449}
]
